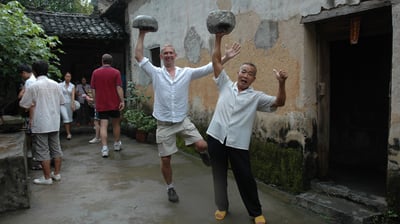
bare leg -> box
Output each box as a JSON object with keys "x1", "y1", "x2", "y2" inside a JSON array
[
  {"x1": 111, "y1": 116, "x2": 121, "y2": 142},
  {"x1": 194, "y1": 139, "x2": 211, "y2": 166},
  {"x1": 65, "y1": 123, "x2": 71, "y2": 138},
  {"x1": 100, "y1": 119, "x2": 109, "y2": 147},
  {"x1": 161, "y1": 156, "x2": 173, "y2": 184},
  {"x1": 94, "y1": 120, "x2": 100, "y2": 139},
  {"x1": 53, "y1": 157, "x2": 62, "y2": 175},
  {"x1": 41, "y1": 160, "x2": 51, "y2": 179},
  {"x1": 194, "y1": 139, "x2": 207, "y2": 152}
]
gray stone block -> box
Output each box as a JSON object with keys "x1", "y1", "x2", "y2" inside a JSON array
[
  {"x1": 0, "y1": 132, "x2": 30, "y2": 213},
  {"x1": 132, "y1": 15, "x2": 158, "y2": 32},
  {"x1": 206, "y1": 10, "x2": 236, "y2": 34}
]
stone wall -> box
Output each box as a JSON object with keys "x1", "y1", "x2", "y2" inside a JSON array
[
  {"x1": 0, "y1": 132, "x2": 30, "y2": 213},
  {"x1": 387, "y1": 1, "x2": 400, "y2": 214}
]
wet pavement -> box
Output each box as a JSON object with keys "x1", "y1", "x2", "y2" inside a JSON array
[{"x1": 0, "y1": 129, "x2": 328, "y2": 224}]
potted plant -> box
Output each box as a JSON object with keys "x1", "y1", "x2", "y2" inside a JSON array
[
  {"x1": 123, "y1": 81, "x2": 156, "y2": 142},
  {"x1": 123, "y1": 109, "x2": 156, "y2": 142}
]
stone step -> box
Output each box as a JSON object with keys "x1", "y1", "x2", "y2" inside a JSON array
[
  {"x1": 295, "y1": 191, "x2": 381, "y2": 224},
  {"x1": 310, "y1": 180, "x2": 387, "y2": 212}
]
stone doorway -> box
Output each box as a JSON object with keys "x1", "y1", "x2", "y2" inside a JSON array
[
  {"x1": 329, "y1": 34, "x2": 391, "y2": 197},
  {"x1": 316, "y1": 6, "x2": 392, "y2": 197}
]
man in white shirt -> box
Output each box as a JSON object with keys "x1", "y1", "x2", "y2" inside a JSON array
[
  {"x1": 207, "y1": 32, "x2": 287, "y2": 224},
  {"x1": 134, "y1": 29, "x2": 240, "y2": 203},
  {"x1": 20, "y1": 60, "x2": 65, "y2": 185},
  {"x1": 17, "y1": 64, "x2": 40, "y2": 170}
]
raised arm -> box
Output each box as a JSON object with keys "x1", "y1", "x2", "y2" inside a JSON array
[
  {"x1": 134, "y1": 30, "x2": 148, "y2": 63},
  {"x1": 212, "y1": 33, "x2": 225, "y2": 78},
  {"x1": 272, "y1": 69, "x2": 288, "y2": 107},
  {"x1": 213, "y1": 33, "x2": 241, "y2": 78}
]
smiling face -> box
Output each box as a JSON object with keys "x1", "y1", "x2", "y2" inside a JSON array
[
  {"x1": 237, "y1": 63, "x2": 257, "y2": 91},
  {"x1": 160, "y1": 45, "x2": 177, "y2": 68}
]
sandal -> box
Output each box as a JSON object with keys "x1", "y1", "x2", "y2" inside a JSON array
[
  {"x1": 254, "y1": 215, "x2": 266, "y2": 224},
  {"x1": 214, "y1": 210, "x2": 227, "y2": 220}
]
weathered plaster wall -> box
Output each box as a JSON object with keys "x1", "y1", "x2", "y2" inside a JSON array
[
  {"x1": 389, "y1": 2, "x2": 400, "y2": 170},
  {"x1": 126, "y1": 0, "x2": 361, "y2": 149},
  {"x1": 388, "y1": 1, "x2": 400, "y2": 212}
]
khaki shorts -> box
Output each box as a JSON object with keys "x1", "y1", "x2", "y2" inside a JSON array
[
  {"x1": 156, "y1": 117, "x2": 203, "y2": 157},
  {"x1": 32, "y1": 132, "x2": 63, "y2": 161}
]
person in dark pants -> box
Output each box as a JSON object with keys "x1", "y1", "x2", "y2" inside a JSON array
[
  {"x1": 75, "y1": 77, "x2": 92, "y2": 126},
  {"x1": 207, "y1": 32, "x2": 288, "y2": 224},
  {"x1": 134, "y1": 29, "x2": 240, "y2": 203}
]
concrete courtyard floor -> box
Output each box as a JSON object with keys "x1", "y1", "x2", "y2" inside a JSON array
[{"x1": 0, "y1": 130, "x2": 328, "y2": 224}]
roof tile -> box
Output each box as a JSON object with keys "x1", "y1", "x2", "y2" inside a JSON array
[{"x1": 25, "y1": 11, "x2": 127, "y2": 40}]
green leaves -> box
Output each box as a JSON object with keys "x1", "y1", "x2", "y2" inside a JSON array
[
  {"x1": 123, "y1": 109, "x2": 157, "y2": 132},
  {"x1": 0, "y1": 1, "x2": 63, "y2": 80},
  {"x1": 124, "y1": 81, "x2": 156, "y2": 132},
  {"x1": 0, "y1": 0, "x2": 93, "y2": 14}
]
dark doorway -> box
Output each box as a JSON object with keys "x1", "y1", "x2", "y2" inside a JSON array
[{"x1": 329, "y1": 34, "x2": 391, "y2": 196}]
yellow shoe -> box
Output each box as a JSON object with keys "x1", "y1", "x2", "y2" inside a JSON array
[
  {"x1": 214, "y1": 210, "x2": 227, "y2": 220},
  {"x1": 254, "y1": 215, "x2": 266, "y2": 224}
]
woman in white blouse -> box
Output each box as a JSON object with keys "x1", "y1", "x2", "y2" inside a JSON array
[{"x1": 59, "y1": 72, "x2": 76, "y2": 140}]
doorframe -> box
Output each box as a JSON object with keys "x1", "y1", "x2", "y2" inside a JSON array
[{"x1": 303, "y1": 1, "x2": 393, "y2": 178}]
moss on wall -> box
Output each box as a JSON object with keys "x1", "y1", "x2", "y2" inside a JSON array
[
  {"x1": 387, "y1": 170, "x2": 400, "y2": 218},
  {"x1": 176, "y1": 122, "x2": 209, "y2": 156},
  {"x1": 250, "y1": 139, "x2": 305, "y2": 194},
  {"x1": 176, "y1": 123, "x2": 305, "y2": 194}
]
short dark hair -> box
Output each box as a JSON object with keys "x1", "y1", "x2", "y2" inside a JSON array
[
  {"x1": 240, "y1": 62, "x2": 257, "y2": 76},
  {"x1": 17, "y1": 64, "x2": 32, "y2": 74},
  {"x1": 102, "y1": 54, "x2": 113, "y2": 65},
  {"x1": 32, "y1": 60, "x2": 49, "y2": 77}
]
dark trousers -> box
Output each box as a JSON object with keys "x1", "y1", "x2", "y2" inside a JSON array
[{"x1": 207, "y1": 135, "x2": 262, "y2": 217}]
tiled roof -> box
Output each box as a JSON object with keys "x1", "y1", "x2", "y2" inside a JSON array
[{"x1": 25, "y1": 11, "x2": 127, "y2": 40}]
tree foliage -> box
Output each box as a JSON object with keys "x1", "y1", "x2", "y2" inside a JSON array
[
  {"x1": 0, "y1": 0, "x2": 64, "y2": 114},
  {"x1": 0, "y1": 1, "x2": 63, "y2": 80},
  {"x1": 0, "y1": 0, "x2": 93, "y2": 14}
]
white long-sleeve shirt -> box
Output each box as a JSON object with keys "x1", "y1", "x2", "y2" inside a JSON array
[{"x1": 138, "y1": 57, "x2": 213, "y2": 123}]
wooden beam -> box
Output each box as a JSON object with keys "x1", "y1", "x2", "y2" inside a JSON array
[{"x1": 301, "y1": 0, "x2": 392, "y2": 24}]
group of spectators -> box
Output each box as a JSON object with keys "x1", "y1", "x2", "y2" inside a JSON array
[
  {"x1": 21, "y1": 69, "x2": 96, "y2": 141},
  {"x1": 17, "y1": 53, "x2": 123, "y2": 185},
  {"x1": 60, "y1": 73, "x2": 94, "y2": 140}
]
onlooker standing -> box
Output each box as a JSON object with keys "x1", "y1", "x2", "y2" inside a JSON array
[
  {"x1": 17, "y1": 64, "x2": 41, "y2": 170},
  {"x1": 134, "y1": 30, "x2": 239, "y2": 203},
  {"x1": 90, "y1": 54, "x2": 124, "y2": 157},
  {"x1": 17, "y1": 64, "x2": 36, "y2": 129},
  {"x1": 17, "y1": 64, "x2": 36, "y2": 100},
  {"x1": 85, "y1": 94, "x2": 101, "y2": 144},
  {"x1": 88, "y1": 110, "x2": 100, "y2": 144},
  {"x1": 59, "y1": 72, "x2": 76, "y2": 140},
  {"x1": 75, "y1": 77, "x2": 92, "y2": 126},
  {"x1": 19, "y1": 60, "x2": 65, "y2": 185},
  {"x1": 207, "y1": 32, "x2": 287, "y2": 224}
]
